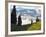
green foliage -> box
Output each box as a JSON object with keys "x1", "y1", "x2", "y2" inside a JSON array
[
  {"x1": 27, "y1": 21, "x2": 41, "y2": 31},
  {"x1": 18, "y1": 15, "x2": 22, "y2": 26},
  {"x1": 11, "y1": 5, "x2": 17, "y2": 31},
  {"x1": 36, "y1": 16, "x2": 39, "y2": 22}
]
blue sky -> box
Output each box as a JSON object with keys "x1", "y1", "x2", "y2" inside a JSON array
[
  {"x1": 10, "y1": 5, "x2": 41, "y2": 17},
  {"x1": 16, "y1": 8, "x2": 37, "y2": 17}
]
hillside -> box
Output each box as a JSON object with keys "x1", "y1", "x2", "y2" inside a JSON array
[
  {"x1": 27, "y1": 21, "x2": 41, "y2": 31},
  {"x1": 11, "y1": 21, "x2": 41, "y2": 31}
]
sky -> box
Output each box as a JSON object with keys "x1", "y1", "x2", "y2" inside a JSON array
[
  {"x1": 10, "y1": 5, "x2": 41, "y2": 17},
  {"x1": 8, "y1": 4, "x2": 41, "y2": 25}
]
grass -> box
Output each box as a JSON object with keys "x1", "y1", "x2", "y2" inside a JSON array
[{"x1": 27, "y1": 21, "x2": 41, "y2": 31}]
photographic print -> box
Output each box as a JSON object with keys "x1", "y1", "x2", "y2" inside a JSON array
[{"x1": 8, "y1": 2, "x2": 45, "y2": 35}]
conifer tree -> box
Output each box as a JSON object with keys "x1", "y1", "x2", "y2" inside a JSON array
[
  {"x1": 36, "y1": 16, "x2": 39, "y2": 22},
  {"x1": 11, "y1": 5, "x2": 17, "y2": 24},
  {"x1": 11, "y1": 5, "x2": 17, "y2": 31},
  {"x1": 18, "y1": 15, "x2": 22, "y2": 26},
  {"x1": 31, "y1": 19, "x2": 33, "y2": 25}
]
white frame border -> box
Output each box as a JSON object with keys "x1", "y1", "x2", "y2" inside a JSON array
[{"x1": 7, "y1": 2, "x2": 45, "y2": 35}]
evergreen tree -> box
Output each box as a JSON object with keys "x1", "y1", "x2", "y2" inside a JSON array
[
  {"x1": 36, "y1": 16, "x2": 39, "y2": 22},
  {"x1": 11, "y1": 5, "x2": 17, "y2": 24},
  {"x1": 18, "y1": 15, "x2": 22, "y2": 26},
  {"x1": 31, "y1": 19, "x2": 33, "y2": 25},
  {"x1": 11, "y1": 5, "x2": 17, "y2": 31}
]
